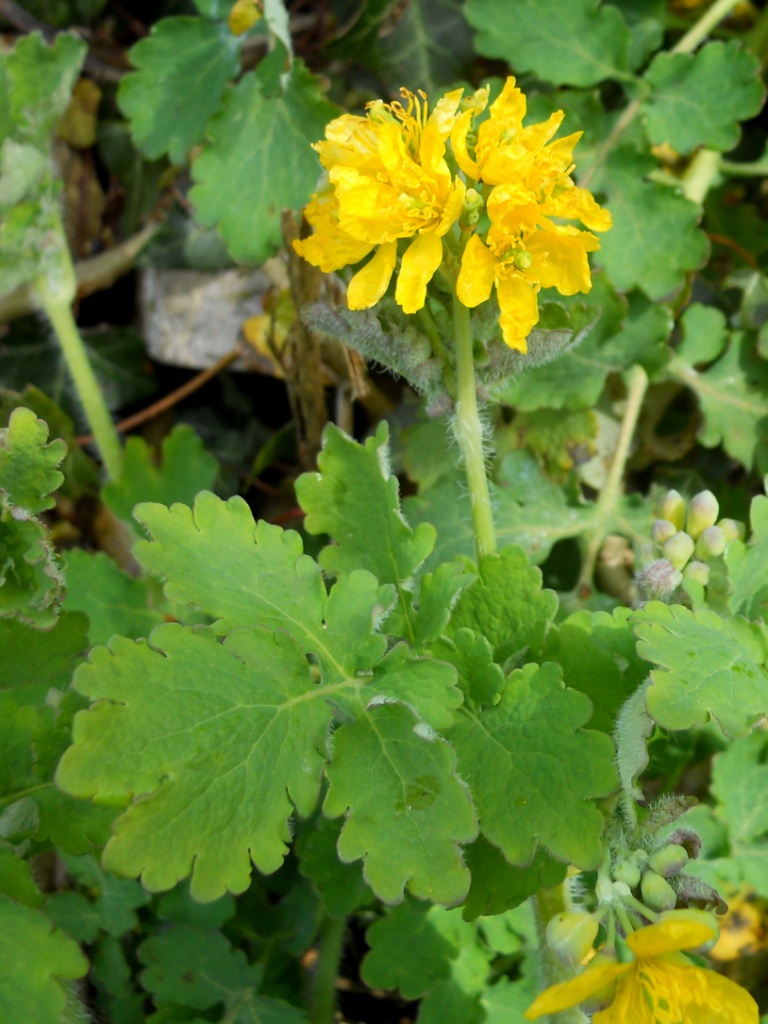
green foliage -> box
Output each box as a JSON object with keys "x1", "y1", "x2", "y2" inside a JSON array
[
  {"x1": 596, "y1": 148, "x2": 709, "y2": 300},
  {"x1": 0, "y1": 408, "x2": 66, "y2": 625},
  {"x1": 57, "y1": 626, "x2": 333, "y2": 900},
  {"x1": 449, "y1": 663, "x2": 617, "y2": 869},
  {"x1": 0, "y1": 896, "x2": 88, "y2": 1024},
  {"x1": 633, "y1": 602, "x2": 768, "y2": 736},
  {"x1": 0, "y1": 32, "x2": 85, "y2": 297},
  {"x1": 189, "y1": 61, "x2": 338, "y2": 264},
  {"x1": 101, "y1": 426, "x2": 220, "y2": 528},
  {"x1": 324, "y1": 703, "x2": 477, "y2": 905},
  {"x1": 726, "y1": 482, "x2": 768, "y2": 619},
  {"x1": 118, "y1": 17, "x2": 240, "y2": 165},
  {"x1": 449, "y1": 545, "x2": 557, "y2": 662},
  {"x1": 643, "y1": 42, "x2": 764, "y2": 156},
  {"x1": 465, "y1": 0, "x2": 630, "y2": 86}
]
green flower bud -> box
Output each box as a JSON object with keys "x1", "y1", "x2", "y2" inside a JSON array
[
  {"x1": 545, "y1": 910, "x2": 599, "y2": 966},
  {"x1": 641, "y1": 869, "x2": 677, "y2": 911},
  {"x1": 662, "y1": 531, "x2": 695, "y2": 570},
  {"x1": 612, "y1": 880, "x2": 632, "y2": 898},
  {"x1": 695, "y1": 525, "x2": 727, "y2": 559},
  {"x1": 613, "y1": 860, "x2": 641, "y2": 889},
  {"x1": 648, "y1": 844, "x2": 689, "y2": 878},
  {"x1": 686, "y1": 490, "x2": 719, "y2": 540},
  {"x1": 661, "y1": 490, "x2": 686, "y2": 531},
  {"x1": 718, "y1": 518, "x2": 745, "y2": 542},
  {"x1": 656, "y1": 909, "x2": 719, "y2": 952},
  {"x1": 628, "y1": 848, "x2": 649, "y2": 868},
  {"x1": 683, "y1": 559, "x2": 710, "y2": 586},
  {"x1": 651, "y1": 519, "x2": 677, "y2": 546}
]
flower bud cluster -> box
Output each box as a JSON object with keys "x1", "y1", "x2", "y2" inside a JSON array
[{"x1": 636, "y1": 489, "x2": 744, "y2": 603}]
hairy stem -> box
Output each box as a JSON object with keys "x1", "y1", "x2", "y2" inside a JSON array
[
  {"x1": 451, "y1": 293, "x2": 497, "y2": 560},
  {"x1": 577, "y1": 364, "x2": 648, "y2": 594},
  {"x1": 308, "y1": 915, "x2": 345, "y2": 1024},
  {"x1": 34, "y1": 230, "x2": 123, "y2": 480}
]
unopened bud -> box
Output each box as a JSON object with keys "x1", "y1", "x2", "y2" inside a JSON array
[
  {"x1": 648, "y1": 844, "x2": 689, "y2": 878},
  {"x1": 612, "y1": 880, "x2": 632, "y2": 898},
  {"x1": 641, "y1": 869, "x2": 678, "y2": 911},
  {"x1": 545, "y1": 910, "x2": 599, "y2": 966},
  {"x1": 613, "y1": 860, "x2": 641, "y2": 889},
  {"x1": 718, "y1": 518, "x2": 745, "y2": 542},
  {"x1": 651, "y1": 519, "x2": 677, "y2": 546},
  {"x1": 696, "y1": 525, "x2": 727, "y2": 559},
  {"x1": 656, "y1": 909, "x2": 719, "y2": 952},
  {"x1": 635, "y1": 559, "x2": 683, "y2": 601},
  {"x1": 661, "y1": 490, "x2": 686, "y2": 530},
  {"x1": 686, "y1": 490, "x2": 719, "y2": 539},
  {"x1": 683, "y1": 560, "x2": 710, "y2": 586},
  {"x1": 628, "y1": 848, "x2": 649, "y2": 868},
  {"x1": 663, "y1": 531, "x2": 695, "y2": 570}
]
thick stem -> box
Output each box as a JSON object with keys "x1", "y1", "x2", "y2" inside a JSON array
[
  {"x1": 577, "y1": 365, "x2": 648, "y2": 594},
  {"x1": 308, "y1": 915, "x2": 345, "y2": 1024},
  {"x1": 451, "y1": 293, "x2": 497, "y2": 561},
  {"x1": 672, "y1": 0, "x2": 743, "y2": 54},
  {"x1": 35, "y1": 248, "x2": 123, "y2": 480},
  {"x1": 532, "y1": 887, "x2": 590, "y2": 1024}
]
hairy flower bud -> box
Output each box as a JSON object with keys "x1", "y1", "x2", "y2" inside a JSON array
[
  {"x1": 663, "y1": 531, "x2": 695, "y2": 570},
  {"x1": 651, "y1": 519, "x2": 677, "y2": 546},
  {"x1": 686, "y1": 490, "x2": 719, "y2": 539},
  {"x1": 545, "y1": 910, "x2": 599, "y2": 966},
  {"x1": 641, "y1": 869, "x2": 678, "y2": 911},
  {"x1": 649, "y1": 844, "x2": 689, "y2": 878},
  {"x1": 635, "y1": 559, "x2": 683, "y2": 601},
  {"x1": 696, "y1": 525, "x2": 727, "y2": 559},
  {"x1": 661, "y1": 490, "x2": 686, "y2": 531}
]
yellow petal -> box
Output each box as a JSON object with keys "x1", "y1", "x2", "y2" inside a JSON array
[
  {"x1": 456, "y1": 235, "x2": 496, "y2": 308},
  {"x1": 427, "y1": 88, "x2": 464, "y2": 137},
  {"x1": 497, "y1": 274, "x2": 539, "y2": 352},
  {"x1": 395, "y1": 232, "x2": 443, "y2": 314},
  {"x1": 521, "y1": 109, "x2": 565, "y2": 152},
  {"x1": 293, "y1": 190, "x2": 373, "y2": 272},
  {"x1": 450, "y1": 108, "x2": 481, "y2": 179},
  {"x1": 489, "y1": 76, "x2": 526, "y2": 129},
  {"x1": 525, "y1": 962, "x2": 630, "y2": 1019},
  {"x1": 545, "y1": 185, "x2": 613, "y2": 232},
  {"x1": 626, "y1": 918, "x2": 719, "y2": 960},
  {"x1": 347, "y1": 241, "x2": 397, "y2": 309},
  {"x1": 436, "y1": 177, "x2": 466, "y2": 236},
  {"x1": 526, "y1": 227, "x2": 599, "y2": 295}
]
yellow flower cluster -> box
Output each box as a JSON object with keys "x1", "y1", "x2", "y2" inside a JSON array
[
  {"x1": 294, "y1": 78, "x2": 612, "y2": 352},
  {"x1": 525, "y1": 914, "x2": 759, "y2": 1023}
]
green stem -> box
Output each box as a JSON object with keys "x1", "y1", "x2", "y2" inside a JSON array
[
  {"x1": 34, "y1": 242, "x2": 123, "y2": 481},
  {"x1": 308, "y1": 915, "x2": 345, "y2": 1024},
  {"x1": 719, "y1": 158, "x2": 768, "y2": 177},
  {"x1": 451, "y1": 293, "x2": 497, "y2": 561},
  {"x1": 532, "y1": 887, "x2": 590, "y2": 1024},
  {"x1": 672, "y1": 0, "x2": 742, "y2": 53},
  {"x1": 576, "y1": 365, "x2": 648, "y2": 595}
]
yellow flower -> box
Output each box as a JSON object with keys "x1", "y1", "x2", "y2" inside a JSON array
[
  {"x1": 293, "y1": 89, "x2": 467, "y2": 314},
  {"x1": 455, "y1": 78, "x2": 612, "y2": 353},
  {"x1": 525, "y1": 915, "x2": 758, "y2": 1023}
]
